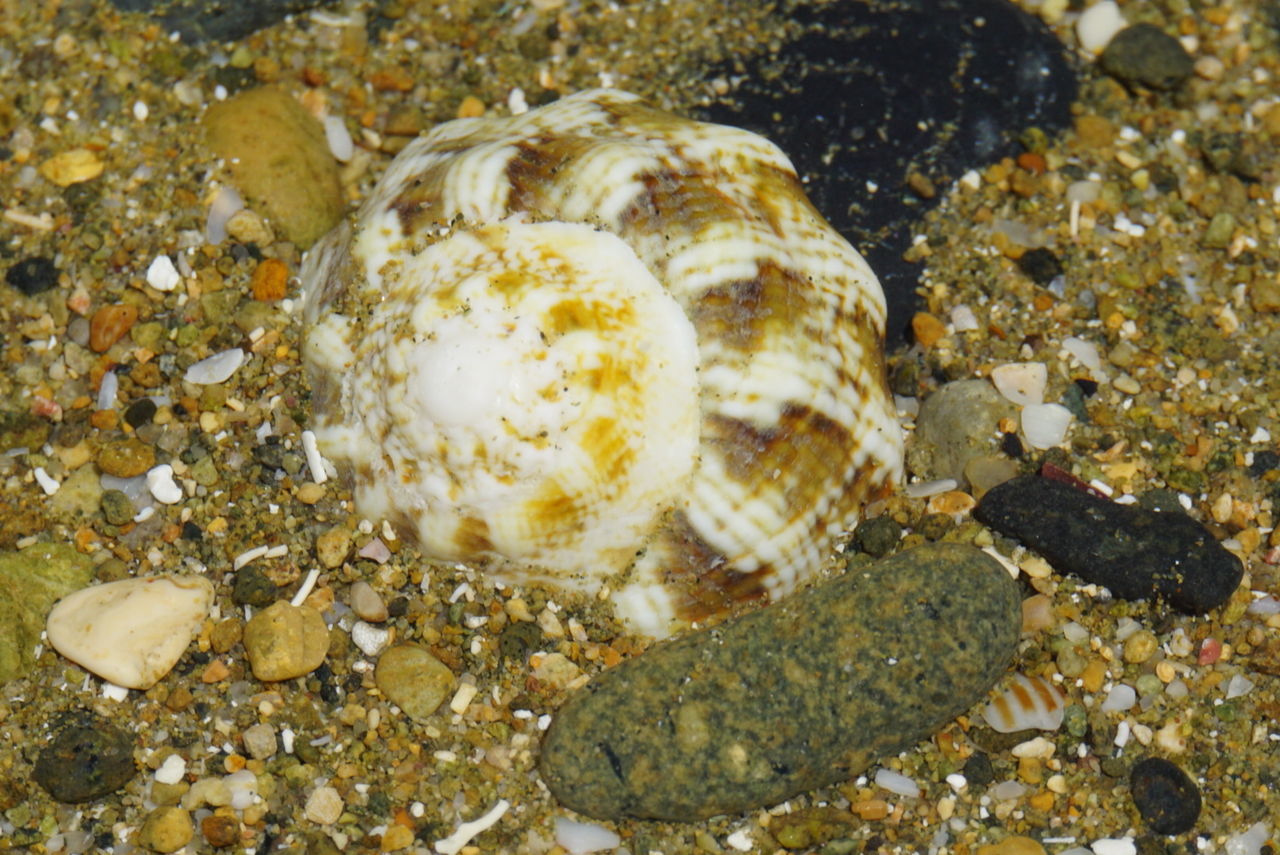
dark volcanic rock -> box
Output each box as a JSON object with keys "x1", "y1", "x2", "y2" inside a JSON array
[
  {"x1": 697, "y1": 0, "x2": 1078, "y2": 340},
  {"x1": 34, "y1": 712, "x2": 138, "y2": 803},
  {"x1": 540, "y1": 543, "x2": 1021, "y2": 821},
  {"x1": 974, "y1": 474, "x2": 1242, "y2": 613},
  {"x1": 1130, "y1": 757, "x2": 1201, "y2": 834},
  {"x1": 108, "y1": 0, "x2": 336, "y2": 43},
  {"x1": 4, "y1": 256, "x2": 59, "y2": 295}
]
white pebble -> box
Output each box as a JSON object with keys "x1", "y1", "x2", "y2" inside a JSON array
[
  {"x1": 1011, "y1": 736, "x2": 1056, "y2": 759},
  {"x1": 1021, "y1": 402, "x2": 1073, "y2": 449},
  {"x1": 1223, "y1": 821, "x2": 1270, "y2": 855},
  {"x1": 146, "y1": 254, "x2": 181, "y2": 291},
  {"x1": 351, "y1": 621, "x2": 391, "y2": 657},
  {"x1": 1076, "y1": 0, "x2": 1126, "y2": 54},
  {"x1": 1100, "y1": 683, "x2": 1137, "y2": 712},
  {"x1": 1091, "y1": 838, "x2": 1136, "y2": 855},
  {"x1": 34, "y1": 466, "x2": 60, "y2": 496},
  {"x1": 725, "y1": 829, "x2": 755, "y2": 852},
  {"x1": 553, "y1": 816, "x2": 621, "y2": 854},
  {"x1": 991, "y1": 362, "x2": 1047, "y2": 405},
  {"x1": 323, "y1": 114, "x2": 354, "y2": 162},
  {"x1": 991, "y1": 780, "x2": 1027, "y2": 800},
  {"x1": 97, "y1": 370, "x2": 118, "y2": 410},
  {"x1": 1061, "y1": 336, "x2": 1102, "y2": 371},
  {"x1": 155, "y1": 753, "x2": 187, "y2": 785},
  {"x1": 305, "y1": 785, "x2": 344, "y2": 825},
  {"x1": 132, "y1": 100, "x2": 149, "y2": 121},
  {"x1": 184, "y1": 348, "x2": 245, "y2": 385},
  {"x1": 874, "y1": 768, "x2": 921, "y2": 798},
  {"x1": 1225, "y1": 673, "x2": 1256, "y2": 700},
  {"x1": 146, "y1": 464, "x2": 184, "y2": 504},
  {"x1": 45, "y1": 575, "x2": 214, "y2": 689},
  {"x1": 950, "y1": 304, "x2": 979, "y2": 332},
  {"x1": 450, "y1": 682, "x2": 479, "y2": 714}
]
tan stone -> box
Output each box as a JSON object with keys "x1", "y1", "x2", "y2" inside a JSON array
[
  {"x1": 976, "y1": 835, "x2": 1047, "y2": 855},
  {"x1": 137, "y1": 806, "x2": 194, "y2": 854},
  {"x1": 243, "y1": 601, "x2": 329, "y2": 681},
  {"x1": 40, "y1": 148, "x2": 104, "y2": 186},
  {"x1": 375, "y1": 644, "x2": 455, "y2": 722}
]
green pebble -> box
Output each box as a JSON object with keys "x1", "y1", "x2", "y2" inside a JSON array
[
  {"x1": 0, "y1": 543, "x2": 95, "y2": 683},
  {"x1": 1202, "y1": 212, "x2": 1236, "y2": 249},
  {"x1": 1063, "y1": 704, "x2": 1088, "y2": 738},
  {"x1": 854, "y1": 515, "x2": 901, "y2": 557},
  {"x1": 100, "y1": 489, "x2": 136, "y2": 526},
  {"x1": 1056, "y1": 646, "x2": 1088, "y2": 678}
]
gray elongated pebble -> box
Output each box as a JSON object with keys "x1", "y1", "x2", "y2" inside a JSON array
[{"x1": 539, "y1": 542, "x2": 1021, "y2": 821}]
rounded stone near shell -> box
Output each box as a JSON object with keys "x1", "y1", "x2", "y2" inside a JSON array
[{"x1": 300, "y1": 89, "x2": 903, "y2": 637}]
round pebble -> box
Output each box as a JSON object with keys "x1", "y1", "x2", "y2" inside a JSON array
[
  {"x1": 1123, "y1": 629, "x2": 1159, "y2": 664},
  {"x1": 4, "y1": 255, "x2": 59, "y2": 295},
  {"x1": 241, "y1": 723, "x2": 278, "y2": 760},
  {"x1": 89, "y1": 304, "x2": 139, "y2": 353},
  {"x1": 137, "y1": 806, "x2": 194, "y2": 853},
  {"x1": 1099, "y1": 23, "x2": 1193, "y2": 90},
  {"x1": 1129, "y1": 756, "x2": 1201, "y2": 834},
  {"x1": 304, "y1": 785, "x2": 344, "y2": 825},
  {"x1": 907, "y1": 379, "x2": 1017, "y2": 486},
  {"x1": 100, "y1": 489, "x2": 135, "y2": 526},
  {"x1": 124, "y1": 397, "x2": 158, "y2": 429},
  {"x1": 96, "y1": 437, "x2": 156, "y2": 478},
  {"x1": 349, "y1": 580, "x2": 388, "y2": 622},
  {"x1": 853, "y1": 514, "x2": 902, "y2": 557},
  {"x1": 34, "y1": 712, "x2": 138, "y2": 802},
  {"x1": 375, "y1": 643, "x2": 456, "y2": 722},
  {"x1": 201, "y1": 814, "x2": 240, "y2": 848},
  {"x1": 242, "y1": 601, "x2": 330, "y2": 681},
  {"x1": 314, "y1": 526, "x2": 352, "y2": 569}
]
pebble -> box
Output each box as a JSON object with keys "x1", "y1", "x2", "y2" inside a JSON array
[
  {"x1": 1020, "y1": 402, "x2": 1073, "y2": 450},
  {"x1": 0, "y1": 543, "x2": 95, "y2": 682},
  {"x1": 974, "y1": 474, "x2": 1243, "y2": 614},
  {"x1": 250, "y1": 256, "x2": 289, "y2": 301},
  {"x1": 1099, "y1": 24, "x2": 1194, "y2": 91},
  {"x1": 184, "y1": 348, "x2": 245, "y2": 385},
  {"x1": 991, "y1": 362, "x2": 1047, "y2": 406},
  {"x1": 100, "y1": 489, "x2": 136, "y2": 525},
  {"x1": 39, "y1": 147, "x2": 105, "y2": 186},
  {"x1": 33, "y1": 711, "x2": 138, "y2": 802},
  {"x1": 314, "y1": 525, "x2": 352, "y2": 568},
  {"x1": 201, "y1": 86, "x2": 345, "y2": 248},
  {"x1": 540, "y1": 543, "x2": 1022, "y2": 821},
  {"x1": 146, "y1": 463, "x2": 184, "y2": 504},
  {"x1": 96, "y1": 437, "x2": 156, "y2": 478},
  {"x1": 146, "y1": 255, "x2": 181, "y2": 292},
  {"x1": 137, "y1": 806, "x2": 194, "y2": 853},
  {"x1": 4, "y1": 255, "x2": 59, "y2": 295},
  {"x1": 976, "y1": 836, "x2": 1047, "y2": 855},
  {"x1": 375, "y1": 643, "x2": 456, "y2": 722},
  {"x1": 381, "y1": 824, "x2": 415, "y2": 851},
  {"x1": 241, "y1": 723, "x2": 278, "y2": 760},
  {"x1": 1075, "y1": 0, "x2": 1126, "y2": 54},
  {"x1": 201, "y1": 814, "x2": 240, "y2": 848},
  {"x1": 304, "y1": 785, "x2": 344, "y2": 825},
  {"x1": 123, "y1": 397, "x2": 158, "y2": 428},
  {"x1": 226, "y1": 209, "x2": 275, "y2": 247},
  {"x1": 907, "y1": 379, "x2": 1017, "y2": 486},
  {"x1": 89, "y1": 303, "x2": 139, "y2": 352},
  {"x1": 242, "y1": 600, "x2": 330, "y2": 681},
  {"x1": 351, "y1": 621, "x2": 391, "y2": 657},
  {"x1": 1129, "y1": 757, "x2": 1201, "y2": 834},
  {"x1": 45, "y1": 575, "x2": 214, "y2": 689},
  {"x1": 349, "y1": 580, "x2": 388, "y2": 622}
]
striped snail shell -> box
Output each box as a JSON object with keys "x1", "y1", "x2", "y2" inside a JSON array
[{"x1": 300, "y1": 89, "x2": 903, "y2": 637}]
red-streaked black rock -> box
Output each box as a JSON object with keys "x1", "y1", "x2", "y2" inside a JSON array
[
  {"x1": 34, "y1": 711, "x2": 138, "y2": 802},
  {"x1": 5, "y1": 256, "x2": 59, "y2": 295},
  {"x1": 974, "y1": 474, "x2": 1242, "y2": 614},
  {"x1": 540, "y1": 543, "x2": 1021, "y2": 821},
  {"x1": 696, "y1": 0, "x2": 1077, "y2": 340},
  {"x1": 1130, "y1": 757, "x2": 1201, "y2": 834}
]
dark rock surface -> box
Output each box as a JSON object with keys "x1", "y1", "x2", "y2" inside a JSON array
[
  {"x1": 1100, "y1": 23, "x2": 1195, "y2": 91},
  {"x1": 974, "y1": 474, "x2": 1243, "y2": 614},
  {"x1": 1130, "y1": 756, "x2": 1202, "y2": 834},
  {"x1": 108, "y1": 0, "x2": 335, "y2": 44},
  {"x1": 540, "y1": 543, "x2": 1021, "y2": 821},
  {"x1": 4, "y1": 256, "x2": 59, "y2": 295},
  {"x1": 33, "y1": 712, "x2": 138, "y2": 803},
  {"x1": 697, "y1": 0, "x2": 1078, "y2": 340}
]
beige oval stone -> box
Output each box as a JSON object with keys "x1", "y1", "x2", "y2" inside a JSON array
[
  {"x1": 374, "y1": 644, "x2": 455, "y2": 722},
  {"x1": 202, "y1": 86, "x2": 344, "y2": 248},
  {"x1": 40, "y1": 148, "x2": 105, "y2": 187},
  {"x1": 243, "y1": 601, "x2": 329, "y2": 681},
  {"x1": 46, "y1": 575, "x2": 214, "y2": 690}
]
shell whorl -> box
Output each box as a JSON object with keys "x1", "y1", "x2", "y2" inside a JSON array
[{"x1": 301, "y1": 89, "x2": 903, "y2": 637}]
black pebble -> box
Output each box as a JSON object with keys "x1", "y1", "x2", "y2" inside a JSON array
[
  {"x1": 1074, "y1": 377, "x2": 1099, "y2": 397},
  {"x1": 233, "y1": 565, "x2": 276, "y2": 607},
  {"x1": 1100, "y1": 23, "x2": 1194, "y2": 91},
  {"x1": 1249, "y1": 449, "x2": 1279, "y2": 477},
  {"x1": 1016, "y1": 247, "x2": 1064, "y2": 285},
  {"x1": 974, "y1": 474, "x2": 1242, "y2": 614},
  {"x1": 5, "y1": 256, "x2": 59, "y2": 296},
  {"x1": 1000, "y1": 432, "x2": 1025, "y2": 458},
  {"x1": 123, "y1": 397, "x2": 158, "y2": 429},
  {"x1": 854, "y1": 514, "x2": 902, "y2": 557},
  {"x1": 181, "y1": 520, "x2": 203, "y2": 541},
  {"x1": 34, "y1": 712, "x2": 138, "y2": 802},
  {"x1": 108, "y1": 0, "x2": 330, "y2": 44},
  {"x1": 1130, "y1": 757, "x2": 1201, "y2": 834}
]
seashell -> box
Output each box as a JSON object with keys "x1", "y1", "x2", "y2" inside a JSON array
[
  {"x1": 981, "y1": 671, "x2": 1068, "y2": 733},
  {"x1": 299, "y1": 89, "x2": 903, "y2": 637}
]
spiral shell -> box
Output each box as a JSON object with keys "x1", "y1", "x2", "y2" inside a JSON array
[{"x1": 300, "y1": 89, "x2": 903, "y2": 637}]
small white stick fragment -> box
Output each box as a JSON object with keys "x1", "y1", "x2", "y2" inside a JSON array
[
  {"x1": 34, "y1": 466, "x2": 60, "y2": 496},
  {"x1": 434, "y1": 799, "x2": 510, "y2": 855},
  {"x1": 301, "y1": 430, "x2": 330, "y2": 484},
  {"x1": 291, "y1": 568, "x2": 321, "y2": 607},
  {"x1": 234, "y1": 545, "x2": 270, "y2": 570}
]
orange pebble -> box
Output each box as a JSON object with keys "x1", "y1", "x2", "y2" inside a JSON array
[
  {"x1": 457, "y1": 95, "x2": 486, "y2": 118},
  {"x1": 1033, "y1": 293, "x2": 1055, "y2": 312},
  {"x1": 202, "y1": 659, "x2": 231, "y2": 683},
  {"x1": 251, "y1": 257, "x2": 290, "y2": 302},
  {"x1": 89, "y1": 304, "x2": 139, "y2": 352},
  {"x1": 911, "y1": 311, "x2": 947, "y2": 347},
  {"x1": 90, "y1": 409, "x2": 119, "y2": 430},
  {"x1": 1016, "y1": 152, "x2": 1047, "y2": 174}
]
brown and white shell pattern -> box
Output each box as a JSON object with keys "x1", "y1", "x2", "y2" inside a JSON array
[{"x1": 300, "y1": 89, "x2": 903, "y2": 637}]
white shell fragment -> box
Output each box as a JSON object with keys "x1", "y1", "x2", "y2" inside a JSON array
[
  {"x1": 300, "y1": 89, "x2": 903, "y2": 637},
  {"x1": 1076, "y1": 0, "x2": 1127, "y2": 54},
  {"x1": 46, "y1": 575, "x2": 215, "y2": 689},
  {"x1": 1021, "y1": 402, "x2": 1074, "y2": 449},
  {"x1": 146, "y1": 463, "x2": 184, "y2": 504},
  {"x1": 982, "y1": 672, "x2": 1067, "y2": 733},
  {"x1": 184, "y1": 347, "x2": 245, "y2": 384},
  {"x1": 990, "y1": 362, "x2": 1047, "y2": 406},
  {"x1": 146, "y1": 254, "x2": 181, "y2": 291}
]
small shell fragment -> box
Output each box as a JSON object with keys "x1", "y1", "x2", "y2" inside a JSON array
[{"x1": 981, "y1": 672, "x2": 1067, "y2": 733}]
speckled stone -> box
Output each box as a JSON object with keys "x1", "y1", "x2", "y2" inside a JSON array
[
  {"x1": 974, "y1": 474, "x2": 1242, "y2": 614},
  {"x1": 539, "y1": 542, "x2": 1021, "y2": 821},
  {"x1": 137, "y1": 806, "x2": 194, "y2": 853},
  {"x1": 0, "y1": 542, "x2": 95, "y2": 684},
  {"x1": 33, "y1": 711, "x2": 138, "y2": 803},
  {"x1": 907, "y1": 379, "x2": 1017, "y2": 486},
  {"x1": 242, "y1": 601, "x2": 330, "y2": 681},
  {"x1": 375, "y1": 644, "x2": 456, "y2": 722},
  {"x1": 1130, "y1": 757, "x2": 1201, "y2": 834}
]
